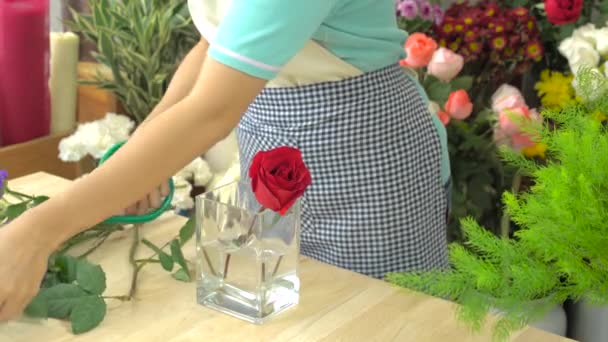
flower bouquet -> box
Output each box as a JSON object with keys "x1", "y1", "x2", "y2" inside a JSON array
[
  {"x1": 196, "y1": 146, "x2": 311, "y2": 324},
  {"x1": 400, "y1": 32, "x2": 474, "y2": 124},
  {"x1": 431, "y1": 0, "x2": 543, "y2": 106}
]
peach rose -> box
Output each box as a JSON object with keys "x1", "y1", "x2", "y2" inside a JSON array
[
  {"x1": 427, "y1": 48, "x2": 464, "y2": 82},
  {"x1": 402, "y1": 33, "x2": 438, "y2": 68},
  {"x1": 445, "y1": 90, "x2": 473, "y2": 120},
  {"x1": 491, "y1": 84, "x2": 526, "y2": 112}
]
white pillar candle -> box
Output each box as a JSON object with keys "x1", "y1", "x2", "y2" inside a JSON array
[{"x1": 49, "y1": 31, "x2": 79, "y2": 134}]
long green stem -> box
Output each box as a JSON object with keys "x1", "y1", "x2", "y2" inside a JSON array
[
  {"x1": 4, "y1": 187, "x2": 34, "y2": 201},
  {"x1": 128, "y1": 225, "x2": 142, "y2": 299}
]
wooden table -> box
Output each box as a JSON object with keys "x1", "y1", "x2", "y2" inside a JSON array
[{"x1": 0, "y1": 173, "x2": 572, "y2": 342}]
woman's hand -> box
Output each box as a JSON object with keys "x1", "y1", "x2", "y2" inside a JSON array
[
  {"x1": 0, "y1": 218, "x2": 52, "y2": 321},
  {"x1": 123, "y1": 181, "x2": 171, "y2": 215}
]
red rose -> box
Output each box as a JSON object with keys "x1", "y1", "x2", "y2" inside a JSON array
[
  {"x1": 249, "y1": 146, "x2": 311, "y2": 215},
  {"x1": 544, "y1": 0, "x2": 583, "y2": 25}
]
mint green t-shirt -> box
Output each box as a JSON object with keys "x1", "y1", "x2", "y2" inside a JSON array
[{"x1": 204, "y1": 0, "x2": 451, "y2": 184}]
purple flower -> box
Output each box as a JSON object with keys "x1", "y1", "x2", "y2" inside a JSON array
[
  {"x1": 0, "y1": 170, "x2": 7, "y2": 197},
  {"x1": 398, "y1": 0, "x2": 419, "y2": 20},
  {"x1": 432, "y1": 4, "x2": 445, "y2": 25},
  {"x1": 418, "y1": 0, "x2": 433, "y2": 21}
]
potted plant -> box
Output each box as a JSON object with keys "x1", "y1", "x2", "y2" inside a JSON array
[{"x1": 387, "y1": 68, "x2": 608, "y2": 341}]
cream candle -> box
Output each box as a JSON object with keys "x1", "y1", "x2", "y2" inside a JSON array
[{"x1": 49, "y1": 31, "x2": 79, "y2": 134}]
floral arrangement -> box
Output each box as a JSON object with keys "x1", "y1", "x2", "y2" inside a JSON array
[
  {"x1": 497, "y1": 0, "x2": 608, "y2": 71},
  {"x1": 388, "y1": 68, "x2": 608, "y2": 341},
  {"x1": 0, "y1": 170, "x2": 196, "y2": 333},
  {"x1": 58, "y1": 113, "x2": 213, "y2": 212},
  {"x1": 395, "y1": 0, "x2": 444, "y2": 33},
  {"x1": 431, "y1": 0, "x2": 543, "y2": 103},
  {"x1": 400, "y1": 32, "x2": 473, "y2": 124}
]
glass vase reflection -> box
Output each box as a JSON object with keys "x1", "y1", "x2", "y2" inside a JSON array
[{"x1": 195, "y1": 181, "x2": 301, "y2": 324}]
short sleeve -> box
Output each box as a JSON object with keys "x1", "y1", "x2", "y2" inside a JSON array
[{"x1": 208, "y1": 0, "x2": 336, "y2": 80}]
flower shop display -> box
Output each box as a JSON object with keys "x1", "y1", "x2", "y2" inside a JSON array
[
  {"x1": 196, "y1": 146, "x2": 311, "y2": 323},
  {"x1": 431, "y1": 0, "x2": 544, "y2": 105},
  {"x1": 66, "y1": 0, "x2": 199, "y2": 123},
  {"x1": 387, "y1": 69, "x2": 608, "y2": 341},
  {"x1": 0, "y1": 169, "x2": 196, "y2": 333},
  {"x1": 400, "y1": 33, "x2": 473, "y2": 121}
]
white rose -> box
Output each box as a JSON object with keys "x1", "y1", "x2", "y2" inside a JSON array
[
  {"x1": 559, "y1": 37, "x2": 600, "y2": 74},
  {"x1": 573, "y1": 23, "x2": 597, "y2": 46},
  {"x1": 58, "y1": 135, "x2": 87, "y2": 162},
  {"x1": 593, "y1": 27, "x2": 608, "y2": 55},
  {"x1": 171, "y1": 176, "x2": 194, "y2": 210}
]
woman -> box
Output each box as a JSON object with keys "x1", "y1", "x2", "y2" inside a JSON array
[{"x1": 0, "y1": 0, "x2": 451, "y2": 320}]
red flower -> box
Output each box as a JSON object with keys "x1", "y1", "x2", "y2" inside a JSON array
[
  {"x1": 502, "y1": 46, "x2": 516, "y2": 58},
  {"x1": 492, "y1": 19, "x2": 507, "y2": 34},
  {"x1": 454, "y1": 21, "x2": 465, "y2": 33},
  {"x1": 467, "y1": 41, "x2": 482, "y2": 55},
  {"x1": 249, "y1": 146, "x2": 312, "y2": 215},
  {"x1": 544, "y1": 0, "x2": 583, "y2": 25},
  {"x1": 483, "y1": 3, "x2": 499, "y2": 17},
  {"x1": 525, "y1": 17, "x2": 537, "y2": 32},
  {"x1": 464, "y1": 28, "x2": 479, "y2": 42},
  {"x1": 441, "y1": 20, "x2": 455, "y2": 35},
  {"x1": 491, "y1": 36, "x2": 507, "y2": 50},
  {"x1": 449, "y1": 39, "x2": 461, "y2": 52},
  {"x1": 525, "y1": 41, "x2": 543, "y2": 61},
  {"x1": 438, "y1": 38, "x2": 448, "y2": 47}
]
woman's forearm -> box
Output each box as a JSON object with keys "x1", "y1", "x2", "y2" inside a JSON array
[
  {"x1": 20, "y1": 58, "x2": 266, "y2": 250},
  {"x1": 141, "y1": 39, "x2": 209, "y2": 126}
]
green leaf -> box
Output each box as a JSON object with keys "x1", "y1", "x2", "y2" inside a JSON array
[
  {"x1": 141, "y1": 239, "x2": 174, "y2": 271},
  {"x1": 171, "y1": 268, "x2": 191, "y2": 282},
  {"x1": 5, "y1": 203, "x2": 27, "y2": 220},
  {"x1": 55, "y1": 254, "x2": 79, "y2": 283},
  {"x1": 450, "y1": 76, "x2": 473, "y2": 91},
  {"x1": 170, "y1": 239, "x2": 190, "y2": 277},
  {"x1": 76, "y1": 259, "x2": 107, "y2": 295},
  {"x1": 599, "y1": 1, "x2": 608, "y2": 14},
  {"x1": 33, "y1": 196, "x2": 50, "y2": 205},
  {"x1": 24, "y1": 292, "x2": 48, "y2": 318},
  {"x1": 426, "y1": 80, "x2": 452, "y2": 105},
  {"x1": 70, "y1": 296, "x2": 107, "y2": 334},
  {"x1": 179, "y1": 217, "x2": 195, "y2": 246},
  {"x1": 42, "y1": 284, "x2": 88, "y2": 319}
]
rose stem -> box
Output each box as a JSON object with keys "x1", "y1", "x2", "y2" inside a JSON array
[
  {"x1": 203, "y1": 248, "x2": 217, "y2": 276},
  {"x1": 271, "y1": 256, "x2": 283, "y2": 277},
  {"x1": 223, "y1": 208, "x2": 263, "y2": 280},
  {"x1": 261, "y1": 262, "x2": 266, "y2": 283}
]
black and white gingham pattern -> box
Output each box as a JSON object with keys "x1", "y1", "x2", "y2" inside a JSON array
[{"x1": 236, "y1": 64, "x2": 448, "y2": 278}]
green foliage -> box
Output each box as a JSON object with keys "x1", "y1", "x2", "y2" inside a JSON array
[
  {"x1": 388, "y1": 68, "x2": 608, "y2": 340},
  {"x1": 66, "y1": 0, "x2": 199, "y2": 123}
]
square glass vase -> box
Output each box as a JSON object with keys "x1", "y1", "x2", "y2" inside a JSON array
[{"x1": 195, "y1": 181, "x2": 301, "y2": 324}]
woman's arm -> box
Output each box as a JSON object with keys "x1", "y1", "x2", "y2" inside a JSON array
[
  {"x1": 20, "y1": 57, "x2": 267, "y2": 250},
  {"x1": 123, "y1": 38, "x2": 208, "y2": 215},
  {"x1": 139, "y1": 38, "x2": 209, "y2": 128}
]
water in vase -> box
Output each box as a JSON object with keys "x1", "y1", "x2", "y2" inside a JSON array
[{"x1": 195, "y1": 181, "x2": 301, "y2": 324}]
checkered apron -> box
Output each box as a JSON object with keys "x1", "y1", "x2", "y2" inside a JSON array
[{"x1": 237, "y1": 64, "x2": 449, "y2": 278}]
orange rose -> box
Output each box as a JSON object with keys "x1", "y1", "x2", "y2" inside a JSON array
[
  {"x1": 444, "y1": 90, "x2": 473, "y2": 120},
  {"x1": 402, "y1": 33, "x2": 438, "y2": 68}
]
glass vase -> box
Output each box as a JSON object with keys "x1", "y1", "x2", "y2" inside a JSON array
[{"x1": 195, "y1": 181, "x2": 301, "y2": 324}]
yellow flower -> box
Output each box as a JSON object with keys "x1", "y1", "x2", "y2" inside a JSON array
[
  {"x1": 534, "y1": 70, "x2": 576, "y2": 109},
  {"x1": 522, "y1": 143, "x2": 547, "y2": 159}
]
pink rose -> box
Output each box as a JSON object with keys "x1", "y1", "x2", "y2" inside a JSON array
[
  {"x1": 445, "y1": 90, "x2": 473, "y2": 120},
  {"x1": 402, "y1": 33, "x2": 438, "y2": 68},
  {"x1": 491, "y1": 84, "x2": 526, "y2": 112},
  {"x1": 427, "y1": 48, "x2": 464, "y2": 82},
  {"x1": 494, "y1": 106, "x2": 541, "y2": 150}
]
